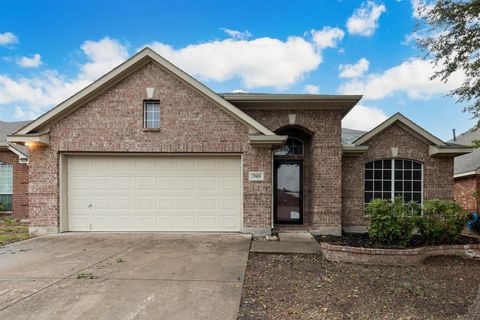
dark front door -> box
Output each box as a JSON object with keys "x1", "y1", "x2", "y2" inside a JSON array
[{"x1": 274, "y1": 160, "x2": 303, "y2": 224}]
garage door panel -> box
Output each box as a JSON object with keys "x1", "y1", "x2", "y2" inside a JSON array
[
  {"x1": 177, "y1": 159, "x2": 195, "y2": 171},
  {"x1": 133, "y1": 158, "x2": 156, "y2": 172},
  {"x1": 135, "y1": 195, "x2": 156, "y2": 210},
  {"x1": 91, "y1": 158, "x2": 113, "y2": 174},
  {"x1": 135, "y1": 215, "x2": 156, "y2": 230},
  {"x1": 67, "y1": 156, "x2": 241, "y2": 232},
  {"x1": 135, "y1": 176, "x2": 154, "y2": 191},
  {"x1": 112, "y1": 158, "x2": 133, "y2": 171},
  {"x1": 156, "y1": 196, "x2": 174, "y2": 209},
  {"x1": 91, "y1": 177, "x2": 114, "y2": 192},
  {"x1": 198, "y1": 215, "x2": 217, "y2": 229},
  {"x1": 114, "y1": 196, "x2": 133, "y2": 209},
  {"x1": 156, "y1": 177, "x2": 176, "y2": 191},
  {"x1": 177, "y1": 196, "x2": 195, "y2": 209},
  {"x1": 69, "y1": 176, "x2": 90, "y2": 191},
  {"x1": 114, "y1": 177, "x2": 133, "y2": 192},
  {"x1": 220, "y1": 177, "x2": 240, "y2": 192},
  {"x1": 177, "y1": 177, "x2": 195, "y2": 190}
]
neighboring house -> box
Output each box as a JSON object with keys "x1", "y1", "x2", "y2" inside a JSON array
[
  {"x1": 452, "y1": 127, "x2": 480, "y2": 212},
  {"x1": 0, "y1": 121, "x2": 30, "y2": 219},
  {"x1": 7, "y1": 48, "x2": 473, "y2": 235}
]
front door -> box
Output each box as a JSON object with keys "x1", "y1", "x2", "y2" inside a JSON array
[{"x1": 274, "y1": 160, "x2": 303, "y2": 224}]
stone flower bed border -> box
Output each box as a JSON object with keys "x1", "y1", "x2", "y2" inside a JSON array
[{"x1": 320, "y1": 242, "x2": 480, "y2": 265}]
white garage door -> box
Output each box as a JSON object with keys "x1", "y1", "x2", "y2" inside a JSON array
[{"x1": 66, "y1": 156, "x2": 241, "y2": 232}]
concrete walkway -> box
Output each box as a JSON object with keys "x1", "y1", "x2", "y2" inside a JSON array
[
  {"x1": 0, "y1": 233, "x2": 251, "y2": 320},
  {"x1": 250, "y1": 232, "x2": 321, "y2": 254}
]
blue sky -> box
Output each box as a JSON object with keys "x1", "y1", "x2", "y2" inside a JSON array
[{"x1": 0, "y1": 0, "x2": 474, "y2": 140}]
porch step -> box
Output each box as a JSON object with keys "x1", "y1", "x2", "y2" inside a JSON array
[
  {"x1": 277, "y1": 232, "x2": 315, "y2": 242},
  {"x1": 250, "y1": 232, "x2": 320, "y2": 254}
]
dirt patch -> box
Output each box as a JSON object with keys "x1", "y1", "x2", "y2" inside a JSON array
[
  {"x1": 238, "y1": 253, "x2": 480, "y2": 320},
  {"x1": 315, "y1": 233, "x2": 480, "y2": 249}
]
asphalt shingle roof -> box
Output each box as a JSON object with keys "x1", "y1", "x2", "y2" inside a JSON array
[
  {"x1": 449, "y1": 127, "x2": 480, "y2": 175},
  {"x1": 342, "y1": 128, "x2": 366, "y2": 144},
  {"x1": 0, "y1": 121, "x2": 31, "y2": 157}
]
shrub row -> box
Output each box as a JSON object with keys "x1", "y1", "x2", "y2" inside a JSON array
[{"x1": 365, "y1": 198, "x2": 467, "y2": 247}]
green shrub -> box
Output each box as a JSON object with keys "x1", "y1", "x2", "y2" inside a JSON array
[
  {"x1": 417, "y1": 199, "x2": 467, "y2": 245},
  {"x1": 366, "y1": 197, "x2": 420, "y2": 247}
]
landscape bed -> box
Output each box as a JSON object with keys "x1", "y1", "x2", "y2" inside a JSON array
[
  {"x1": 238, "y1": 253, "x2": 480, "y2": 320},
  {"x1": 315, "y1": 233, "x2": 480, "y2": 265}
]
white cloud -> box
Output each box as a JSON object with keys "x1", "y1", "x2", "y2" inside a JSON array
[
  {"x1": 310, "y1": 27, "x2": 345, "y2": 49},
  {"x1": 342, "y1": 104, "x2": 388, "y2": 130},
  {"x1": 339, "y1": 58, "x2": 370, "y2": 78},
  {"x1": 304, "y1": 84, "x2": 319, "y2": 94},
  {"x1": 411, "y1": 0, "x2": 434, "y2": 19},
  {"x1": 221, "y1": 28, "x2": 252, "y2": 39},
  {"x1": 17, "y1": 54, "x2": 42, "y2": 68},
  {"x1": 0, "y1": 32, "x2": 18, "y2": 46},
  {"x1": 346, "y1": 1, "x2": 386, "y2": 36},
  {"x1": 146, "y1": 36, "x2": 321, "y2": 89},
  {"x1": 1, "y1": 37, "x2": 128, "y2": 119},
  {"x1": 79, "y1": 37, "x2": 128, "y2": 81},
  {"x1": 339, "y1": 58, "x2": 465, "y2": 100}
]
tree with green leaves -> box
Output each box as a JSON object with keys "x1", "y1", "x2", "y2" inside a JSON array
[{"x1": 416, "y1": 0, "x2": 480, "y2": 118}]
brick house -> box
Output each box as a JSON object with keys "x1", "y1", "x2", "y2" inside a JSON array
[
  {"x1": 6, "y1": 48, "x2": 473, "y2": 235},
  {"x1": 452, "y1": 127, "x2": 480, "y2": 212},
  {"x1": 0, "y1": 121, "x2": 30, "y2": 220}
]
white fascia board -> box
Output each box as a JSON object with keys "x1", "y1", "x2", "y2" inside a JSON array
[
  {"x1": 429, "y1": 145, "x2": 474, "y2": 156},
  {"x1": 7, "y1": 132, "x2": 49, "y2": 146},
  {"x1": 249, "y1": 134, "x2": 288, "y2": 147}
]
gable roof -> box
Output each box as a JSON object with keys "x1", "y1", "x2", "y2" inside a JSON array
[
  {"x1": 0, "y1": 121, "x2": 31, "y2": 158},
  {"x1": 342, "y1": 113, "x2": 473, "y2": 157},
  {"x1": 13, "y1": 48, "x2": 275, "y2": 137},
  {"x1": 449, "y1": 126, "x2": 480, "y2": 176},
  {"x1": 352, "y1": 113, "x2": 447, "y2": 146}
]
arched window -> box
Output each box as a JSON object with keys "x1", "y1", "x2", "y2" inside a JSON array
[
  {"x1": 365, "y1": 159, "x2": 423, "y2": 204},
  {"x1": 0, "y1": 162, "x2": 13, "y2": 211},
  {"x1": 274, "y1": 137, "x2": 304, "y2": 156}
]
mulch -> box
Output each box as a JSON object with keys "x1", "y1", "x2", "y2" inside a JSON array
[{"x1": 314, "y1": 232, "x2": 480, "y2": 249}]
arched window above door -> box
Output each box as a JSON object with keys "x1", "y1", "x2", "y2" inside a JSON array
[{"x1": 274, "y1": 137, "x2": 304, "y2": 156}]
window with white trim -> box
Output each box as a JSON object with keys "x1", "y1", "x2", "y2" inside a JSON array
[
  {"x1": 365, "y1": 159, "x2": 423, "y2": 204},
  {"x1": 0, "y1": 162, "x2": 13, "y2": 211},
  {"x1": 143, "y1": 100, "x2": 160, "y2": 129}
]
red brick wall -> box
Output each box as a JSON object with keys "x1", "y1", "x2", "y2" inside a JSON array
[
  {"x1": 28, "y1": 61, "x2": 272, "y2": 231},
  {"x1": 342, "y1": 123, "x2": 454, "y2": 226},
  {"x1": 0, "y1": 150, "x2": 28, "y2": 219},
  {"x1": 243, "y1": 109, "x2": 343, "y2": 230},
  {"x1": 453, "y1": 176, "x2": 478, "y2": 212}
]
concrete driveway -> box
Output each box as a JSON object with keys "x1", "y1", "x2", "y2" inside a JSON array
[{"x1": 0, "y1": 233, "x2": 251, "y2": 320}]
